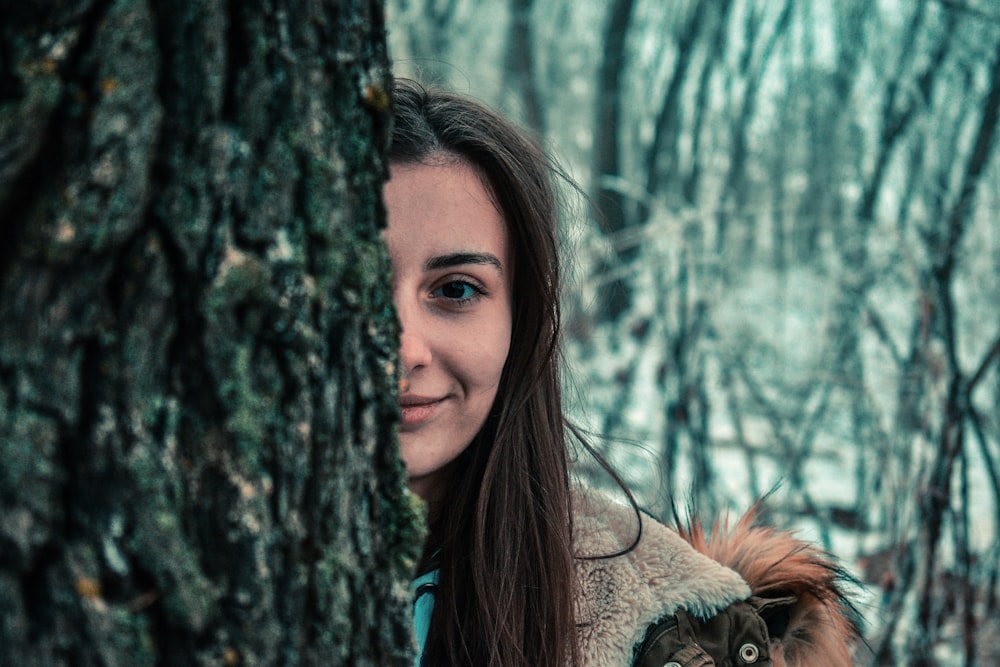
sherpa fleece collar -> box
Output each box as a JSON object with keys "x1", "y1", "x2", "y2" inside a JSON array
[{"x1": 572, "y1": 489, "x2": 751, "y2": 666}]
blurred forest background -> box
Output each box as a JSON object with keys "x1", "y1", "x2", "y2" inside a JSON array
[{"x1": 385, "y1": 0, "x2": 1000, "y2": 664}]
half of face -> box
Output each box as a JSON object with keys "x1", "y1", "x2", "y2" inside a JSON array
[{"x1": 383, "y1": 158, "x2": 513, "y2": 504}]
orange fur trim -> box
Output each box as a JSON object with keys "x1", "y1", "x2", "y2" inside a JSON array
[{"x1": 679, "y1": 508, "x2": 860, "y2": 667}]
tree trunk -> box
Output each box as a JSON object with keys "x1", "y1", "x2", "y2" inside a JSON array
[
  {"x1": 505, "y1": 0, "x2": 544, "y2": 136},
  {"x1": 590, "y1": 0, "x2": 634, "y2": 323},
  {"x1": 0, "y1": 1, "x2": 421, "y2": 665}
]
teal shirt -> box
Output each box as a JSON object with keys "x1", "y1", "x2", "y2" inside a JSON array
[{"x1": 412, "y1": 569, "x2": 439, "y2": 666}]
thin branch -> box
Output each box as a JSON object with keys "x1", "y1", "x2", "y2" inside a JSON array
[
  {"x1": 968, "y1": 332, "x2": 1000, "y2": 393},
  {"x1": 933, "y1": 0, "x2": 1000, "y2": 24},
  {"x1": 968, "y1": 407, "x2": 1000, "y2": 561},
  {"x1": 941, "y1": 37, "x2": 1000, "y2": 267},
  {"x1": 864, "y1": 305, "x2": 905, "y2": 366}
]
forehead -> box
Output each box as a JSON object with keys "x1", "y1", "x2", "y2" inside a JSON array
[{"x1": 383, "y1": 161, "x2": 509, "y2": 269}]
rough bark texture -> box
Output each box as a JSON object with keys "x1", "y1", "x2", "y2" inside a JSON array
[{"x1": 0, "y1": 1, "x2": 422, "y2": 665}]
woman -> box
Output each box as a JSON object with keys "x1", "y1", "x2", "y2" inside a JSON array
[{"x1": 383, "y1": 79, "x2": 858, "y2": 667}]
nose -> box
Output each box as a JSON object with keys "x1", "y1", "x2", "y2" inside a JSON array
[{"x1": 398, "y1": 311, "x2": 432, "y2": 375}]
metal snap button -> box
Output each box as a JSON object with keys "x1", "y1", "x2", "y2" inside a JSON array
[
  {"x1": 739, "y1": 642, "x2": 760, "y2": 663},
  {"x1": 663, "y1": 662, "x2": 682, "y2": 667}
]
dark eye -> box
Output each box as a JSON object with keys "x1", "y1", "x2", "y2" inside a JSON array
[{"x1": 433, "y1": 281, "x2": 477, "y2": 300}]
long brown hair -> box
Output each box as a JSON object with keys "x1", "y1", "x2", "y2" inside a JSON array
[{"x1": 389, "y1": 79, "x2": 576, "y2": 666}]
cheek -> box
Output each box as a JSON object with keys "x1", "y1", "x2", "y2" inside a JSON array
[
  {"x1": 460, "y1": 322, "x2": 511, "y2": 395},
  {"x1": 483, "y1": 322, "x2": 513, "y2": 386},
  {"x1": 437, "y1": 295, "x2": 513, "y2": 407}
]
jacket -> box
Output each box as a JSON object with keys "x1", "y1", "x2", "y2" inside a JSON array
[{"x1": 572, "y1": 490, "x2": 858, "y2": 666}]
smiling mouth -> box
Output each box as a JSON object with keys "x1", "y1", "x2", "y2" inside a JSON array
[{"x1": 399, "y1": 397, "x2": 446, "y2": 427}]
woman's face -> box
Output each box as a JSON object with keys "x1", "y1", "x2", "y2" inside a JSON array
[{"x1": 383, "y1": 160, "x2": 513, "y2": 503}]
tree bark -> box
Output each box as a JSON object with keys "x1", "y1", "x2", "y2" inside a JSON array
[{"x1": 0, "y1": 1, "x2": 421, "y2": 665}]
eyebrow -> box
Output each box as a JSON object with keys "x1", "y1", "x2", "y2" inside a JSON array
[{"x1": 425, "y1": 252, "x2": 504, "y2": 274}]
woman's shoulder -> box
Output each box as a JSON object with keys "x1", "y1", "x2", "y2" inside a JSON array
[
  {"x1": 572, "y1": 488, "x2": 751, "y2": 612},
  {"x1": 571, "y1": 488, "x2": 860, "y2": 667}
]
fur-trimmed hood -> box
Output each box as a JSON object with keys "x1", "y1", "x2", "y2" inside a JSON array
[
  {"x1": 571, "y1": 490, "x2": 860, "y2": 667},
  {"x1": 678, "y1": 510, "x2": 860, "y2": 667},
  {"x1": 572, "y1": 489, "x2": 750, "y2": 666}
]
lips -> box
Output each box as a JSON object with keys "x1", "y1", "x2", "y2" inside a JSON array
[{"x1": 399, "y1": 395, "x2": 446, "y2": 427}]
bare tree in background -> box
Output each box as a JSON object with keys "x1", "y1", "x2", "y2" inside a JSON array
[
  {"x1": 0, "y1": 1, "x2": 421, "y2": 665},
  {"x1": 869, "y1": 29, "x2": 1000, "y2": 667},
  {"x1": 588, "y1": 0, "x2": 636, "y2": 323},
  {"x1": 505, "y1": 0, "x2": 545, "y2": 135}
]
